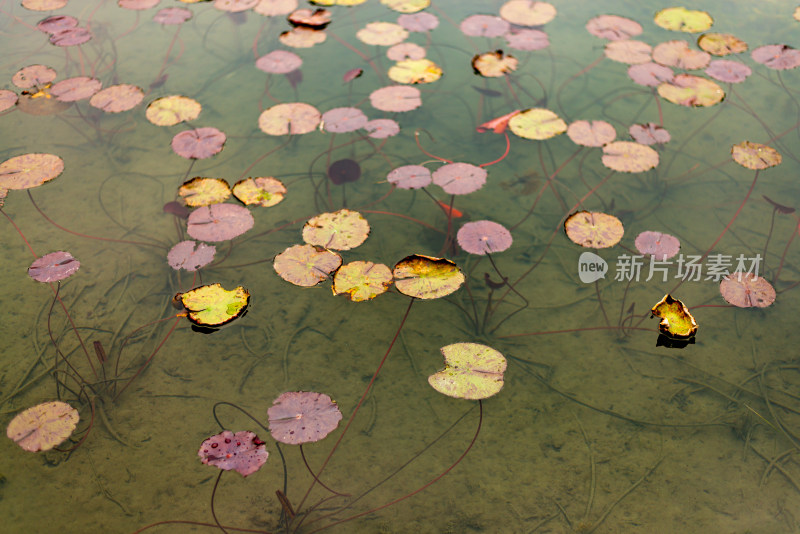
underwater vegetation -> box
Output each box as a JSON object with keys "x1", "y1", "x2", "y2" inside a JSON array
[{"x1": 1, "y1": 0, "x2": 800, "y2": 532}]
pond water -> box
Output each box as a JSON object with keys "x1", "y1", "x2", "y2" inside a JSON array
[{"x1": 1, "y1": 0, "x2": 800, "y2": 532}]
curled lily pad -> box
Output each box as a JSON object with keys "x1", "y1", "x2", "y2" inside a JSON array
[
  {"x1": 731, "y1": 141, "x2": 781, "y2": 170},
  {"x1": 428, "y1": 343, "x2": 507, "y2": 400},
  {"x1": 393, "y1": 254, "x2": 465, "y2": 299},
  {"x1": 6, "y1": 401, "x2": 79, "y2": 452},
  {"x1": 302, "y1": 209, "x2": 369, "y2": 251},
  {"x1": 178, "y1": 177, "x2": 232, "y2": 207},
  {"x1": 719, "y1": 272, "x2": 776, "y2": 308},
  {"x1": 273, "y1": 244, "x2": 342, "y2": 287},
  {"x1": 564, "y1": 211, "x2": 624, "y2": 249},
  {"x1": 332, "y1": 261, "x2": 393, "y2": 302},
  {"x1": 179, "y1": 283, "x2": 250, "y2": 328},
  {"x1": 28, "y1": 251, "x2": 80, "y2": 282},
  {"x1": 232, "y1": 177, "x2": 287, "y2": 207},
  {"x1": 651, "y1": 294, "x2": 697, "y2": 339},
  {"x1": 198, "y1": 430, "x2": 268, "y2": 477},
  {"x1": 268, "y1": 392, "x2": 342, "y2": 445}
]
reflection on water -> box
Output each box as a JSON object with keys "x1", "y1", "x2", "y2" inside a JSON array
[{"x1": 1, "y1": 0, "x2": 799, "y2": 532}]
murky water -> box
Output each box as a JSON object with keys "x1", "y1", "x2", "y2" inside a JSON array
[{"x1": 1, "y1": 0, "x2": 799, "y2": 532}]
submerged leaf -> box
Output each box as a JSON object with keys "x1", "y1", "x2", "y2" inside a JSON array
[{"x1": 7, "y1": 401, "x2": 79, "y2": 452}]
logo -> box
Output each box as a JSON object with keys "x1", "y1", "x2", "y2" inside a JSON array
[{"x1": 578, "y1": 251, "x2": 608, "y2": 283}]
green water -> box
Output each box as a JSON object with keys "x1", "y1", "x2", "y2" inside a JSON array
[{"x1": 1, "y1": 0, "x2": 799, "y2": 532}]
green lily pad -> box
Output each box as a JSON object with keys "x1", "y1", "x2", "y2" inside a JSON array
[
  {"x1": 392, "y1": 254, "x2": 465, "y2": 299},
  {"x1": 650, "y1": 294, "x2": 697, "y2": 339},
  {"x1": 179, "y1": 283, "x2": 250, "y2": 328},
  {"x1": 232, "y1": 177, "x2": 287, "y2": 207},
  {"x1": 332, "y1": 261, "x2": 393, "y2": 302},
  {"x1": 428, "y1": 343, "x2": 507, "y2": 400},
  {"x1": 654, "y1": 7, "x2": 713, "y2": 33}
]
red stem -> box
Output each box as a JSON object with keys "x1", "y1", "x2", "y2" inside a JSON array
[{"x1": 479, "y1": 131, "x2": 511, "y2": 168}]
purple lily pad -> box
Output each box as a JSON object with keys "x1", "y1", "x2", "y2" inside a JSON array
[
  {"x1": 634, "y1": 231, "x2": 680, "y2": 260},
  {"x1": 363, "y1": 118, "x2": 399, "y2": 139},
  {"x1": 154, "y1": 7, "x2": 192, "y2": 24},
  {"x1": 751, "y1": 44, "x2": 800, "y2": 70},
  {"x1": 167, "y1": 240, "x2": 216, "y2": 271},
  {"x1": 460, "y1": 15, "x2": 509, "y2": 38},
  {"x1": 267, "y1": 391, "x2": 343, "y2": 445},
  {"x1": 50, "y1": 27, "x2": 92, "y2": 47},
  {"x1": 432, "y1": 162, "x2": 487, "y2": 195},
  {"x1": 387, "y1": 164, "x2": 431, "y2": 189},
  {"x1": 50, "y1": 76, "x2": 102, "y2": 102},
  {"x1": 398, "y1": 12, "x2": 439, "y2": 32},
  {"x1": 457, "y1": 220, "x2": 513, "y2": 255},
  {"x1": 37, "y1": 15, "x2": 78, "y2": 34},
  {"x1": 198, "y1": 430, "x2": 268, "y2": 477},
  {"x1": 171, "y1": 127, "x2": 227, "y2": 159},
  {"x1": 256, "y1": 50, "x2": 302, "y2": 74},
  {"x1": 322, "y1": 107, "x2": 368, "y2": 133},
  {"x1": 629, "y1": 123, "x2": 670, "y2": 145},
  {"x1": 28, "y1": 251, "x2": 80, "y2": 282},
  {"x1": 187, "y1": 203, "x2": 254, "y2": 242},
  {"x1": 705, "y1": 60, "x2": 751, "y2": 83}
]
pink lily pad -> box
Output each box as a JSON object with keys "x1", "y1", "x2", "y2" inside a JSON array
[
  {"x1": 602, "y1": 141, "x2": 659, "y2": 172},
  {"x1": 12, "y1": 65, "x2": 56, "y2": 89},
  {"x1": 505, "y1": 29, "x2": 549, "y2": 51},
  {"x1": 586, "y1": 14, "x2": 642, "y2": 41},
  {"x1": 89, "y1": 84, "x2": 144, "y2": 113},
  {"x1": 167, "y1": 240, "x2": 216, "y2": 271},
  {"x1": 369, "y1": 85, "x2": 422, "y2": 112},
  {"x1": 322, "y1": 107, "x2": 368, "y2": 133},
  {"x1": 256, "y1": 50, "x2": 302, "y2": 74},
  {"x1": 171, "y1": 127, "x2": 227, "y2": 159},
  {"x1": 460, "y1": 15, "x2": 510, "y2": 38},
  {"x1": 567, "y1": 120, "x2": 616, "y2": 147},
  {"x1": 457, "y1": 220, "x2": 513, "y2": 255},
  {"x1": 267, "y1": 391, "x2": 343, "y2": 445},
  {"x1": 214, "y1": 0, "x2": 259, "y2": 12},
  {"x1": 28, "y1": 251, "x2": 80, "y2": 282},
  {"x1": 363, "y1": 119, "x2": 399, "y2": 138},
  {"x1": 51, "y1": 76, "x2": 102, "y2": 102},
  {"x1": 6, "y1": 401, "x2": 79, "y2": 452},
  {"x1": 634, "y1": 231, "x2": 680, "y2": 260},
  {"x1": 0, "y1": 90, "x2": 19, "y2": 112},
  {"x1": 387, "y1": 42, "x2": 426, "y2": 61},
  {"x1": 432, "y1": 162, "x2": 487, "y2": 195},
  {"x1": 50, "y1": 27, "x2": 92, "y2": 47},
  {"x1": 119, "y1": 0, "x2": 160, "y2": 10},
  {"x1": 719, "y1": 272, "x2": 776, "y2": 308},
  {"x1": 605, "y1": 40, "x2": 652, "y2": 64},
  {"x1": 652, "y1": 40, "x2": 710, "y2": 70},
  {"x1": 154, "y1": 7, "x2": 193, "y2": 25},
  {"x1": 629, "y1": 123, "x2": 670, "y2": 145},
  {"x1": 398, "y1": 12, "x2": 439, "y2": 32},
  {"x1": 187, "y1": 204, "x2": 255, "y2": 242},
  {"x1": 705, "y1": 60, "x2": 751, "y2": 83},
  {"x1": 628, "y1": 62, "x2": 674, "y2": 87},
  {"x1": 751, "y1": 44, "x2": 800, "y2": 70},
  {"x1": 37, "y1": 15, "x2": 78, "y2": 34},
  {"x1": 258, "y1": 102, "x2": 321, "y2": 135},
  {"x1": 198, "y1": 430, "x2": 268, "y2": 477},
  {"x1": 387, "y1": 164, "x2": 432, "y2": 189}
]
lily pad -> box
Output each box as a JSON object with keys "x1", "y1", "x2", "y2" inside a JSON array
[
  {"x1": 602, "y1": 141, "x2": 659, "y2": 172},
  {"x1": 388, "y1": 59, "x2": 443, "y2": 84},
  {"x1": 472, "y1": 51, "x2": 518, "y2": 78},
  {"x1": 232, "y1": 177, "x2": 287, "y2": 207},
  {"x1": 398, "y1": 12, "x2": 438, "y2": 32},
  {"x1": 363, "y1": 119, "x2": 400, "y2": 139},
  {"x1": 178, "y1": 177, "x2": 231, "y2": 207},
  {"x1": 634, "y1": 231, "x2": 680, "y2": 260},
  {"x1": 460, "y1": 15, "x2": 509, "y2": 38},
  {"x1": 322, "y1": 107, "x2": 368, "y2": 133},
  {"x1": 567, "y1": 120, "x2": 616, "y2": 147},
  {"x1": 50, "y1": 76, "x2": 102, "y2": 102},
  {"x1": 731, "y1": 141, "x2": 781, "y2": 170},
  {"x1": 279, "y1": 27, "x2": 327, "y2": 48},
  {"x1": 198, "y1": 430, "x2": 268, "y2": 477},
  {"x1": 586, "y1": 14, "x2": 642, "y2": 41},
  {"x1": 332, "y1": 261, "x2": 393, "y2": 301},
  {"x1": 508, "y1": 108, "x2": 567, "y2": 140},
  {"x1": 380, "y1": 0, "x2": 429, "y2": 13},
  {"x1": 0, "y1": 153, "x2": 64, "y2": 192},
  {"x1": 628, "y1": 62, "x2": 674, "y2": 87},
  {"x1": 167, "y1": 240, "x2": 216, "y2": 271},
  {"x1": 432, "y1": 162, "x2": 487, "y2": 195},
  {"x1": 604, "y1": 40, "x2": 652, "y2": 64},
  {"x1": 751, "y1": 44, "x2": 800, "y2": 70},
  {"x1": 564, "y1": 211, "x2": 624, "y2": 249},
  {"x1": 652, "y1": 40, "x2": 710, "y2": 70},
  {"x1": 392, "y1": 254, "x2": 465, "y2": 299},
  {"x1": 12, "y1": 65, "x2": 57, "y2": 89},
  {"x1": 629, "y1": 123, "x2": 670, "y2": 145},
  {"x1": 387, "y1": 42, "x2": 426, "y2": 61},
  {"x1": 428, "y1": 343, "x2": 507, "y2": 400},
  {"x1": 504, "y1": 29, "x2": 549, "y2": 51},
  {"x1": 697, "y1": 33, "x2": 747, "y2": 56},
  {"x1": 28, "y1": 251, "x2": 80, "y2": 282},
  {"x1": 6, "y1": 401, "x2": 79, "y2": 452},
  {"x1": 654, "y1": 7, "x2": 713, "y2": 33},
  {"x1": 171, "y1": 127, "x2": 227, "y2": 159},
  {"x1": 180, "y1": 283, "x2": 250, "y2": 327},
  {"x1": 89, "y1": 84, "x2": 144, "y2": 113},
  {"x1": 145, "y1": 95, "x2": 202, "y2": 126},
  {"x1": 705, "y1": 60, "x2": 751, "y2": 83},
  {"x1": 651, "y1": 294, "x2": 698, "y2": 339},
  {"x1": 719, "y1": 272, "x2": 776, "y2": 308},
  {"x1": 268, "y1": 392, "x2": 342, "y2": 445},
  {"x1": 302, "y1": 209, "x2": 370, "y2": 250},
  {"x1": 657, "y1": 74, "x2": 724, "y2": 107},
  {"x1": 457, "y1": 220, "x2": 513, "y2": 255},
  {"x1": 187, "y1": 204, "x2": 254, "y2": 242},
  {"x1": 273, "y1": 244, "x2": 342, "y2": 287},
  {"x1": 369, "y1": 85, "x2": 422, "y2": 112},
  {"x1": 387, "y1": 164, "x2": 432, "y2": 189},
  {"x1": 356, "y1": 22, "x2": 408, "y2": 46},
  {"x1": 258, "y1": 102, "x2": 321, "y2": 135},
  {"x1": 499, "y1": 0, "x2": 556, "y2": 27},
  {"x1": 256, "y1": 50, "x2": 302, "y2": 74}
]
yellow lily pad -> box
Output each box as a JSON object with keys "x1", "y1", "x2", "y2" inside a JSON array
[
  {"x1": 472, "y1": 50, "x2": 518, "y2": 77},
  {"x1": 388, "y1": 59, "x2": 443, "y2": 84},
  {"x1": 232, "y1": 177, "x2": 287, "y2": 207},
  {"x1": 651, "y1": 294, "x2": 697, "y2": 339},
  {"x1": 145, "y1": 95, "x2": 201, "y2": 126},
  {"x1": 380, "y1": 0, "x2": 429, "y2": 13},
  {"x1": 654, "y1": 7, "x2": 713, "y2": 33},
  {"x1": 731, "y1": 141, "x2": 782, "y2": 170},
  {"x1": 302, "y1": 209, "x2": 370, "y2": 251},
  {"x1": 356, "y1": 22, "x2": 409, "y2": 46},
  {"x1": 332, "y1": 261, "x2": 393, "y2": 302},
  {"x1": 393, "y1": 254, "x2": 465, "y2": 299},
  {"x1": 508, "y1": 108, "x2": 567, "y2": 140},
  {"x1": 564, "y1": 211, "x2": 624, "y2": 249},
  {"x1": 178, "y1": 177, "x2": 231, "y2": 207},
  {"x1": 6, "y1": 401, "x2": 79, "y2": 452},
  {"x1": 179, "y1": 283, "x2": 250, "y2": 328},
  {"x1": 697, "y1": 33, "x2": 748, "y2": 56},
  {"x1": 657, "y1": 74, "x2": 724, "y2": 107},
  {"x1": 428, "y1": 343, "x2": 507, "y2": 400}
]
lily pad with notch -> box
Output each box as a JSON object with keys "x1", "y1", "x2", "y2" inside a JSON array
[
  {"x1": 198, "y1": 430, "x2": 268, "y2": 477},
  {"x1": 273, "y1": 244, "x2": 343, "y2": 287},
  {"x1": 178, "y1": 283, "x2": 250, "y2": 330},
  {"x1": 6, "y1": 401, "x2": 79, "y2": 452},
  {"x1": 332, "y1": 261, "x2": 393, "y2": 301},
  {"x1": 428, "y1": 343, "x2": 507, "y2": 400},
  {"x1": 302, "y1": 209, "x2": 370, "y2": 250},
  {"x1": 268, "y1": 391, "x2": 343, "y2": 445},
  {"x1": 393, "y1": 254, "x2": 465, "y2": 299},
  {"x1": 28, "y1": 251, "x2": 80, "y2": 282}
]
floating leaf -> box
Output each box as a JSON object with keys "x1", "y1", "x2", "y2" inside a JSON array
[
  {"x1": 258, "y1": 102, "x2": 321, "y2": 135},
  {"x1": 180, "y1": 283, "x2": 250, "y2": 327},
  {"x1": 332, "y1": 261, "x2": 393, "y2": 301},
  {"x1": 89, "y1": 84, "x2": 144, "y2": 113},
  {"x1": 363, "y1": 119, "x2": 399, "y2": 138},
  {"x1": 604, "y1": 40, "x2": 652, "y2": 64},
  {"x1": 697, "y1": 33, "x2": 747, "y2": 56},
  {"x1": 705, "y1": 60, "x2": 751, "y2": 83},
  {"x1": 387, "y1": 42, "x2": 426, "y2": 61},
  {"x1": 428, "y1": 343, "x2": 507, "y2": 400},
  {"x1": 273, "y1": 244, "x2": 342, "y2": 287},
  {"x1": 356, "y1": 22, "x2": 408, "y2": 46},
  {"x1": 268, "y1": 392, "x2": 342, "y2": 445},
  {"x1": 167, "y1": 240, "x2": 216, "y2": 271},
  {"x1": 380, "y1": 0, "x2": 428, "y2": 14},
  {"x1": 387, "y1": 164, "x2": 431, "y2": 189},
  {"x1": 652, "y1": 40, "x2": 710, "y2": 70},
  {"x1": 629, "y1": 123, "x2": 670, "y2": 145},
  {"x1": 288, "y1": 8, "x2": 331, "y2": 29},
  {"x1": 460, "y1": 14, "x2": 510, "y2": 38},
  {"x1": 472, "y1": 51, "x2": 518, "y2": 78},
  {"x1": 505, "y1": 29, "x2": 549, "y2": 51},
  {"x1": 327, "y1": 159, "x2": 361, "y2": 185},
  {"x1": 634, "y1": 231, "x2": 680, "y2": 260},
  {"x1": 37, "y1": 16, "x2": 78, "y2": 34},
  {"x1": 0, "y1": 90, "x2": 18, "y2": 112},
  {"x1": 198, "y1": 430, "x2": 268, "y2": 477},
  {"x1": 0, "y1": 153, "x2": 64, "y2": 192},
  {"x1": 476, "y1": 110, "x2": 521, "y2": 134},
  {"x1": 146, "y1": 95, "x2": 201, "y2": 126},
  {"x1": 567, "y1": 120, "x2": 615, "y2": 147},
  {"x1": 50, "y1": 76, "x2": 102, "y2": 102},
  {"x1": 12, "y1": 65, "x2": 56, "y2": 89},
  {"x1": 509, "y1": 108, "x2": 567, "y2": 140},
  {"x1": 178, "y1": 177, "x2": 231, "y2": 207},
  {"x1": 457, "y1": 221, "x2": 513, "y2": 255},
  {"x1": 398, "y1": 12, "x2": 438, "y2": 32},
  {"x1": 651, "y1": 294, "x2": 698, "y2": 339},
  {"x1": 256, "y1": 50, "x2": 302, "y2": 73},
  {"x1": 214, "y1": 0, "x2": 259, "y2": 12},
  {"x1": 654, "y1": 7, "x2": 713, "y2": 33},
  {"x1": 719, "y1": 272, "x2": 776, "y2": 308},
  {"x1": 751, "y1": 44, "x2": 800, "y2": 70},
  {"x1": 731, "y1": 141, "x2": 781, "y2": 170},
  {"x1": 49, "y1": 27, "x2": 92, "y2": 47},
  {"x1": 432, "y1": 162, "x2": 487, "y2": 195},
  {"x1": 564, "y1": 211, "x2": 624, "y2": 249},
  {"x1": 279, "y1": 27, "x2": 327, "y2": 48},
  {"x1": 28, "y1": 251, "x2": 80, "y2": 282},
  {"x1": 254, "y1": 0, "x2": 298, "y2": 16},
  {"x1": 657, "y1": 74, "x2": 724, "y2": 107},
  {"x1": 171, "y1": 127, "x2": 227, "y2": 159},
  {"x1": 22, "y1": 0, "x2": 67, "y2": 11},
  {"x1": 302, "y1": 209, "x2": 369, "y2": 250},
  {"x1": 232, "y1": 177, "x2": 287, "y2": 207},
  {"x1": 6, "y1": 401, "x2": 79, "y2": 452},
  {"x1": 187, "y1": 204, "x2": 254, "y2": 242},
  {"x1": 388, "y1": 59, "x2": 443, "y2": 84},
  {"x1": 586, "y1": 15, "x2": 642, "y2": 41},
  {"x1": 602, "y1": 141, "x2": 659, "y2": 172},
  {"x1": 628, "y1": 62, "x2": 674, "y2": 87},
  {"x1": 393, "y1": 254, "x2": 465, "y2": 299},
  {"x1": 369, "y1": 85, "x2": 421, "y2": 112},
  {"x1": 322, "y1": 107, "x2": 367, "y2": 133},
  {"x1": 119, "y1": 0, "x2": 160, "y2": 9},
  {"x1": 499, "y1": 0, "x2": 555, "y2": 26},
  {"x1": 342, "y1": 68, "x2": 363, "y2": 83}
]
